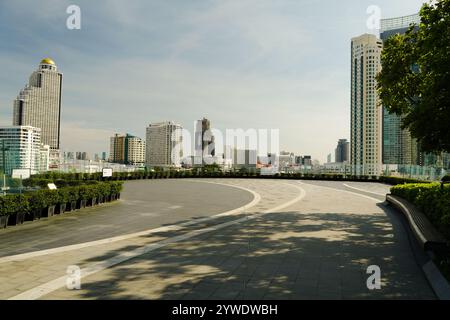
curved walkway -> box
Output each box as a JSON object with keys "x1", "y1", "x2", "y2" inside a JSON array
[{"x1": 0, "y1": 179, "x2": 436, "y2": 300}]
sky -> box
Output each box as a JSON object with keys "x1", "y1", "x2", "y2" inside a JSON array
[{"x1": 0, "y1": 0, "x2": 426, "y2": 162}]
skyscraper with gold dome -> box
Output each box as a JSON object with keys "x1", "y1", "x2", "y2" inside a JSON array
[{"x1": 13, "y1": 58, "x2": 63, "y2": 151}]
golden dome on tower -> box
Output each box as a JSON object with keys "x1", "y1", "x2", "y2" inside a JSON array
[{"x1": 40, "y1": 58, "x2": 55, "y2": 65}]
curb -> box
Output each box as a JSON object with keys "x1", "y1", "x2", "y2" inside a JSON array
[{"x1": 386, "y1": 194, "x2": 450, "y2": 300}]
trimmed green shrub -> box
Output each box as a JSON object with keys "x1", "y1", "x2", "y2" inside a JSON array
[
  {"x1": 391, "y1": 183, "x2": 450, "y2": 239},
  {"x1": 380, "y1": 176, "x2": 425, "y2": 185},
  {"x1": 66, "y1": 186, "x2": 80, "y2": 203},
  {"x1": 0, "y1": 194, "x2": 30, "y2": 216},
  {"x1": 26, "y1": 190, "x2": 49, "y2": 211},
  {"x1": 110, "y1": 181, "x2": 124, "y2": 195},
  {"x1": 78, "y1": 185, "x2": 94, "y2": 200}
]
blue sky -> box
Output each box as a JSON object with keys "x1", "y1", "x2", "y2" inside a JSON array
[{"x1": 0, "y1": 0, "x2": 425, "y2": 161}]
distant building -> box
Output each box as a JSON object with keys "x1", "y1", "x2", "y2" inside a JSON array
[
  {"x1": 231, "y1": 149, "x2": 257, "y2": 170},
  {"x1": 39, "y1": 145, "x2": 50, "y2": 173},
  {"x1": 146, "y1": 122, "x2": 183, "y2": 168},
  {"x1": 327, "y1": 153, "x2": 332, "y2": 164},
  {"x1": 13, "y1": 58, "x2": 62, "y2": 151},
  {"x1": 126, "y1": 135, "x2": 146, "y2": 166},
  {"x1": 101, "y1": 152, "x2": 107, "y2": 161},
  {"x1": 335, "y1": 139, "x2": 349, "y2": 163},
  {"x1": 302, "y1": 155, "x2": 312, "y2": 167},
  {"x1": 0, "y1": 126, "x2": 46, "y2": 175},
  {"x1": 109, "y1": 134, "x2": 145, "y2": 166},
  {"x1": 350, "y1": 34, "x2": 383, "y2": 175},
  {"x1": 279, "y1": 151, "x2": 295, "y2": 168},
  {"x1": 75, "y1": 151, "x2": 89, "y2": 161},
  {"x1": 295, "y1": 156, "x2": 303, "y2": 165},
  {"x1": 195, "y1": 118, "x2": 215, "y2": 165}
]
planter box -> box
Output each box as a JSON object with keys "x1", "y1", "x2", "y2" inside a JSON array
[
  {"x1": 26, "y1": 209, "x2": 42, "y2": 221},
  {"x1": 55, "y1": 203, "x2": 67, "y2": 215},
  {"x1": 66, "y1": 201, "x2": 77, "y2": 212},
  {"x1": 88, "y1": 198, "x2": 97, "y2": 206},
  {"x1": 77, "y1": 199, "x2": 87, "y2": 209},
  {"x1": 7, "y1": 212, "x2": 26, "y2": 226},
  {"x1": 42, "y1": 205, "x2": 56, "y2": 218},
  {"x1": 0, "y1": 215, "x2": 9, "y2": 228}
]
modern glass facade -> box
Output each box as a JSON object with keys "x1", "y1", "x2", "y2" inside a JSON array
[{"x1": 380, "y1": 14, "x2": 420, "y2": 165}]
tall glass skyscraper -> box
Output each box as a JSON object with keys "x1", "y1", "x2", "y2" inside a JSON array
[{"x1": 380, "y1": 14, "x2": 420, "y2": 165}]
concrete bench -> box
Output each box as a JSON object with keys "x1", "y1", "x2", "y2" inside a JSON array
[{"x1": 386, "y1": 194, "x2": 447, "y2": 253}]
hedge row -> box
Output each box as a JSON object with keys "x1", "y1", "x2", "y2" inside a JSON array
[
  {"x1": 25, "y1": 170, "x2": 430, "y2": 185},
  {"x1": 391, "y1": 183, "x2": 450, "y2": 239},
  {"x1": 0, "y1": 181, "x2": 123, "y2": 218}
]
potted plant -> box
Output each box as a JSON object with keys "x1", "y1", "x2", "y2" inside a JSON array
[
  {"x1": 25, "y1": 190, "x2": 47, "y2": 221},
  {"x1": 77, "y1": 185, "x2": 90, "y2": 208},
  {"x1": 110, "y1": 181, "x2": 123, "y2": 200},
  {"x1": 42, "y1": 189, "x2": 58, "y2": 217},
  {"x1": 98, "y1": 183, "x2": 110, "y2": 204},
  {"x1": 7, "y1": 194, "x2": 29, "y2": 226},
  {"x1": 0, "y1": 195, "x2": 13, "y2": 228},
  {"x1": 55, "y1": 188, "x2": 68, "y2": 214},
  {"x1": 66, "y1": 186, "x2": 79, "y2": 211},
  {"x1": 88, "y1": 184, "x2": 99, "y2": 206}
]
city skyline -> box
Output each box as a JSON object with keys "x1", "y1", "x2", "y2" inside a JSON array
[{"x1": 0, "y1": 1, "x2": 425, "y2": 162}]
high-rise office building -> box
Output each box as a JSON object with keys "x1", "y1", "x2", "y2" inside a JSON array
[
  {"x1": 146, "y1": 122, "x2": 183, "y2": 168},
  {"x1": 109, "y1": 134, "x2": 146, "y2": 166},
  {"x1": 350, "y1": 34, "x2": 383, "y2": 176},
  {"x1": 0, "y1": 126, "x2": 46, "y2": 175},
  {"x1": 335, "y1": 139, "x2": 350, "y2": 163},
  {"x1": 13, "y1": 58, "x2": 63, "y2": 151},
  {"x1": 380, "y1": 14, "x2": 421, "y2": 166},
  {"x1": 195, "y1": 118, "x2": 215, "y2": 164}
]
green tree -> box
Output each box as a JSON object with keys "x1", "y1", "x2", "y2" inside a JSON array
[{"x1": 377, "y1": 0, "x2": 450, "y2": 154}]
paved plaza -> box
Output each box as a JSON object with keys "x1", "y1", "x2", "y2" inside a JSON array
[{"x1": 0, "y1": 179, "x2": 436, "y2": 299}]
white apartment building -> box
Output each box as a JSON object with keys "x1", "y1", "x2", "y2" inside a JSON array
[
  {"x1": 146, "y1": 122, "x2": 183, "y2": 168},
  {"x1": 350, "y1": 34, "x2": 383, "y2": 176},
  {"x1": 13, "y1": 58, "x2": 63, "y2": 151},
  {"x1": 0, "y1": 126, "x2": 46, "y2": 175},
  {"x1": 127, "y1": 136, "x2": 146, "y2": 166}
]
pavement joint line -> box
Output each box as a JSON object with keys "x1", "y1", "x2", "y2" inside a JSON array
[
  {"x1": 342, "y1": 183, "x2": 387, "y2": 196},
  {"x1": 298, "y1": 181, "x2": 382, "y2": 203},
  {"x1": 8, "y1": 182, "x2": 306, "y2": 300},
  {"x1": 0, "y1": 180, "x2": 261, "y2": 264}
]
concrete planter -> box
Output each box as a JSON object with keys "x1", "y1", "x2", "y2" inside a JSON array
[
  {"x1": 42, "y1": 205, "x2": 56, "y2": 218},
  {"x1": 56, "y1": 203, "x2": 67, "y2": 215},
  {"x1": 88, "y1": 198, "x2": 97, "y2": 206},
  {"x1": 66, "y1": 201, "x2": 77, "y2": 212},
  {"x1": 0, "y1": 215, "x2": 9, "y2": 228},
  {"x1": 26, "y1": 209, "x2": 42, "y2": 221},
  {"x1": 7, "y1": 212, "x2": 26, "y2": 226},
  {"x1": 77, "y1": 199, "x2": 87, "y2": 209}
]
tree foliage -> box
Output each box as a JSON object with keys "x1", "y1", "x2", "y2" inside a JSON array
[{"x1": 377, "y1": 0, "x2": 450, "y2": 153}]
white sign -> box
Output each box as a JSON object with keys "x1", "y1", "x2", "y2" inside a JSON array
[
  {"x1": 47, "y1": 183, "x2": 57, "y2": 190},
  {"x1": 102, "y1": 168, "x2": 113, "y2": 177},
  {"x1": 12, "y1": 169, "x2": 31, "y2": 179}
]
